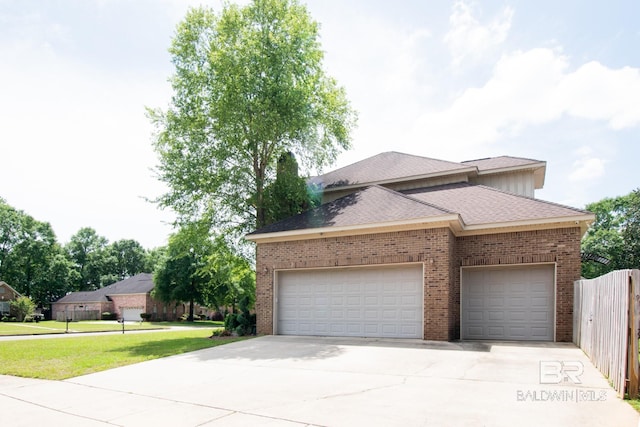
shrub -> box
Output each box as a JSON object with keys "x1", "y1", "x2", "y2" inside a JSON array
[
  {"x1": 210, "y1": 311, "x2": 224, "y2": 321},
  {"x1": 140, "y1": 313, "x2": 152, "y2": 321},
  {"x1": 24, "y1": 315, "x2": 34, "y2": 323},
  {"x1": 101, "y1": 312, "x2": 117, "y2": 320},
  {"x1": 11, "y1": 296, "x2": 36, "y2": 322},
  {"x1": 210, "y1": 328, "x2": 231, "y2": 337}
]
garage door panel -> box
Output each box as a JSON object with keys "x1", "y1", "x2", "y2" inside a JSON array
[
  {"x1": 462, "y1": 265, "x2": 554, "y2": 341},
  {"x1": 488, "y1": 311, "x2": 504, "y2": 321},
  {"x1": 278, "y1": 265, "x2": 423, "y2": 339}
]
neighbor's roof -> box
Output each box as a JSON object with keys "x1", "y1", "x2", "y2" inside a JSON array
[
  {"x1": 248, "y1": 183, "x2": 593, "y2": 242},
  {"x1": 53, "y1": 273, "x2": 154, "y2": 304},
  {"x1": 309, "y1": 152, "x2": 474, "y2": 190},
  {"x1": 54, "y1": 291, "x2": 110, "y2": 304},
  {"x1": 96, "y1": 273, "x2": 154, "y2": 295}
]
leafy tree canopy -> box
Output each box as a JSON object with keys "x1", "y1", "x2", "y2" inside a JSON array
[
  {"x1": 149, "y1": 0, "x2": 356, "y2": 239},
  {"x1": 153, "y1": 223, "x2": 216, "y2": 321},
  {"x1": 581, "y1": 189, "x2": 640, "y2": 278},
  {"x1": 263, "y1": 151, "x2": 319, "y2": 226}
]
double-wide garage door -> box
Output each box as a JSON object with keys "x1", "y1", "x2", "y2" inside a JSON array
[
  {"x1": 122, "y1": 308, "x2": 143, "y2": 321},
  {"x1": 277, "y1": 265, "x2": 423, "y2": 339},
  {"x1": 461, "y1": 265, "x2": 555, "y2": 341}
]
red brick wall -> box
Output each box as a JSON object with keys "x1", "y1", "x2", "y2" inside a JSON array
[
  {"x1": 256, "y1": 228, "x2": 454, "y2": 340},
  {"x1": 255, "y1": 226, "x2": 582, "y2": 342},
  {"x1": 455, "y1": 228, "x2": 582, "y2": 342},
  {"x1": 109, "y1": 294, "x2": 148, "y2": 319}
]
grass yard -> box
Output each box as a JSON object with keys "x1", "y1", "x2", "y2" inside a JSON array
[
  {"x1": 0, "y1": 320, "x2": 224, "y2": 336},
  {"x1": 0, "y1": 329, "x2": 248, "y2": 380}
]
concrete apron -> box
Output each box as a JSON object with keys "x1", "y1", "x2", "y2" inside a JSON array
[{"x1": 0, "y1": 335, "x2": 638, "y2": 427}]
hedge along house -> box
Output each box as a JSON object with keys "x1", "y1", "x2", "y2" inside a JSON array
[
  {"x1": 52, "y1": 273, "x2": 194, "y2": 321},
  {"x1": 247, "y1": 152, "x2": 595, "y2": 342}
]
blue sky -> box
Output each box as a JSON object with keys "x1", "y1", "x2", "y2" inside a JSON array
[{"x1": 1, "y1": 0, "x2": 638, "y2": 248}]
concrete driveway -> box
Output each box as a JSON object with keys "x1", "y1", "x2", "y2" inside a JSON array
[{"x1": 1, "y1": 336, "x2": 638, "y2": 426}]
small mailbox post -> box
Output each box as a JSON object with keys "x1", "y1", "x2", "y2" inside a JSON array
[
  {"x1": 65, "y1": 317, "x2": 71, "y2": 333},
  {"x1": 117, "y1": 318, "x2": 125, "y2": 334}
]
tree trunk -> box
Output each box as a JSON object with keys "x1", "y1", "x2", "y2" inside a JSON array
[{"x1": 189, "y1": 297, "x2": 194, "y2": 322}]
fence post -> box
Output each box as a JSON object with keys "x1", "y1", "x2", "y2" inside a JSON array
[{"x1": 628, "y1": 270, "x2": 640, "y2": 399}]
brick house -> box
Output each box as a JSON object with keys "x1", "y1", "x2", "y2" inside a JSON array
[
  {"x1": 52, "y1": 273, "x2": 197, "y2": 321},
  {"x1": 0, "y1": 281, "x2": 22, "y2": 316},
  {"x1": 247, "y1": 152, "x2": 595, "y2": 342}
]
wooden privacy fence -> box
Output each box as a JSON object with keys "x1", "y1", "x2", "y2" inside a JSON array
[
  {"x1": 55, "y1": 310, "x2": 100, "y2": 322},
  {"x1": 574, "y1": 269, "x2": 640, "y2": 398}
]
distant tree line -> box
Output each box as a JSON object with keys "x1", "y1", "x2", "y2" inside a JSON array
[
  {"x1": 0, "y1": 197, "x2": 162, "y2": 313},
  {"x1": 0, "y1": 197, "x2": 255, "y2": 322}
]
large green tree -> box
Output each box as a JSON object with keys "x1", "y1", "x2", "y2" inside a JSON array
[
  {"x1": 0, "y1": 198, "x2": 71, "y2": 308},
  {"x1": 149, "y1": 0, "x2": 355, "y2": 237},
  {"x1": 153, "y1": 223, "x2": 216, "y2": 321},
  {"x1": 106, "y1": 239, "x2": 149, "y2": 281},
  {"x1": 64, "y1": 227, "x2": 109, "y2": 291},
  {"x1": 581, "y1": 189, "x2": 640, "y2": 278}
]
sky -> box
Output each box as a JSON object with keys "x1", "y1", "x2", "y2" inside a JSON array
[{"x1": 1, "y1": 0, "x2": 639, "y2": 249}]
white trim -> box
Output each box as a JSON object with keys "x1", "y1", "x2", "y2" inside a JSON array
[
  {"x1": 247, "y1": 213, "x2": 595, "y2": 243},
  {"x1": 473, "y1": 162, "x2": 546, "y2": 176}
]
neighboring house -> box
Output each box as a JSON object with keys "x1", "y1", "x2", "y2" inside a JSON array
[
  {"x1": 0, "y1": 281, "x2": 22, "y2": 316},
  {"x1": 247, "y1": 152, "x2": 595, "y2": 342},
  {"x1": 52, "y1": 273, "x2": 196, "y2": 321}
]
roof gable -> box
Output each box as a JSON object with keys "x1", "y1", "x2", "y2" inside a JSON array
[
  {"x1": 310, "y1": 152, "x2": 474, "y2": 190},
  {"x1": 0, "y1": 281, "x2": 22, "y2": 299}
]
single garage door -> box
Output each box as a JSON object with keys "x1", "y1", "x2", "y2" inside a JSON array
[
  {"x1": 122, "y1": 308, "x2": 143, "y2": 321},
  {"x1": 277, "y1": 265, "x2": 423, "y2": 339},
  {"x1": 461, "y1": 265, "x2": 554, "y2": 341}
]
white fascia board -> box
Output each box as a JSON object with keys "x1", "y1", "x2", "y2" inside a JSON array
[
  {"x1": 322, "y1": 167, "x2": 477, "y2": 193},
  {"x1": 246, "y1": 214, "x2": 462, "y2": 243}
]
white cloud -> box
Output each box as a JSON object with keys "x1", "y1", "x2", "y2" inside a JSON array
[
  {"x1": 569, "y1": 156, "x2": 606, "y2": 183},
  {"x1": 444, "y1": 1, "x2": 513, "y2": 66},
  {"x1": 408, "y1": 47, "x2": 640, "y2": 160},
  {"x1": 559, "y1": 61, "x2": 640, "y2": 129}
]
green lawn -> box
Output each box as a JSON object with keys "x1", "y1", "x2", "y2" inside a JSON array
[
  {"x1": 0, "y1": 329, "x2": 248, "y2": 380},
  {"x1": 0, "y1": 320, "x2": 224, "y2": 336}
]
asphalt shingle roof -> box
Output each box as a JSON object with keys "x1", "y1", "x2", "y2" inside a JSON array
[
  {"x1": 252, "y1": 185, "x2": 454, "y2": 234},
  {"x1": 251, "y1": 183, "x2": 590, "y2": 236},
  {"x1": 55, "y1": 273, "x2": 154, "y2": 304},
  {"x1": 403, "y1": 183, "x2": 588, "y2": 226},
  {"x1": 310, "y1": 152, "x2": 472, "y2": 189}
]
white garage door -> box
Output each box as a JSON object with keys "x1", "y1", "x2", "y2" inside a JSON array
[
  {"x1": 277, "y1": 265, "x2": 423, "y2": 339},
  {"x1": 461, "y1": 265, "x2": 554, "y2": 341},
  {"x1": 122, "y1": 308, "x2": 143, "y2": 321}
]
